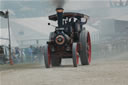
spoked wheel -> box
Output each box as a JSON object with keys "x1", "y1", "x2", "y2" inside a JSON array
[
  {"x1": 72, "y1": 43, "x2": 79, "y2": 67},
  {"x1": 44, "y1": 44, "x2": 51, "y2": 68},
  {"x1": 80, "y1": 30, "x2": 91, "y2": 65}
]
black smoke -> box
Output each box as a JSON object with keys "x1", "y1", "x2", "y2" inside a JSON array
[{"x1": 52, "y1": 0, "x2": 66, "y2": 8}]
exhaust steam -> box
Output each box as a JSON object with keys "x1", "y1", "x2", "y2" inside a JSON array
[{"x1": 52, "y1": 0, "x2": 66, "y2": 8}]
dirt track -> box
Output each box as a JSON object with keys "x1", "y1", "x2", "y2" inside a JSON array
[{"x1": 0, "y1": 53, "x2": 128, "y2": 85}]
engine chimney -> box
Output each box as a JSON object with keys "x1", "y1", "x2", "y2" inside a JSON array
[{"x1": 56, "y1": 8, "x2": 64, "y2": 28}]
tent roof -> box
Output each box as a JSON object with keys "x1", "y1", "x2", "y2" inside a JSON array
[
  {"x1": 104, "y1": 15, "x2": 128, "y2": 21},
  {"x1": 0, "y1": 28, "x2": 18, "y2": 47},
  {"x1": 115, "y1": 15, "x2": 128, "y2": 21}
]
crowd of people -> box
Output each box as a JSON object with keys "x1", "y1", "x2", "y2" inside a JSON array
[
  {"x1": 92, "y1": 38, "x2": 128, "y2": 58},
  {"x1": 1, "y1": 37, "x2": 128, "y2": 65},
  {"x1": 11, "y1": 45, "x2": 44, "y2": 64}
]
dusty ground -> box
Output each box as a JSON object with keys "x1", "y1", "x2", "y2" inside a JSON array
[{"x1": 0, "y1": 52, "x2": 128, "y2": 85}]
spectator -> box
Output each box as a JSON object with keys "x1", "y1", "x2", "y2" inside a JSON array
[
  {"x1": 15, "y1": 47, "x2": 20, "y2": 63},
  {"x1": 28, "y1": 46, "x2": 33, "y2": 63},
  {"x1": 0, "y1": 47, "x2": 4, "y2": 64},
  {"x1": 12, "y1": 48, "x2": 18, "y2": 64}
]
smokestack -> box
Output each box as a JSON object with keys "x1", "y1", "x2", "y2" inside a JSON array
[{"x1": 56, "y1": 8, "x2": 64, "y2": 28}]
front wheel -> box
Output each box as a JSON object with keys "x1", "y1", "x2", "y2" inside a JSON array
[
  {"x1": 44, "y1": 44, "x2": 51, "y2": 68},
  {"x1": 72, "y1": 43, "x2": 79, "y2": 67}
]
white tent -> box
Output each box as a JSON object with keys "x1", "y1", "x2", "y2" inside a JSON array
[
  {"x1": 11, "y1": 17, "x2": 57, "y2": 40},
  {"x1": 0, "y1": 28, "x2": 19, "y2": 47},
  {"x1": 115, "y1": 15, "x2": 128, "y2": 21},
  {"x1": 10, "y1": 17, "x2": 56, "y2": 47}
]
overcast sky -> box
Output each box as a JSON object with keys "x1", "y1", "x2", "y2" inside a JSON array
[{"x1": 0, "y1": 0, "x2": 128, "y2": 18}]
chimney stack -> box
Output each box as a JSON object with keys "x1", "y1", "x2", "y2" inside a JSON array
[{"x1": 56, "y1": 8, "x2": 64, "y2": 28}]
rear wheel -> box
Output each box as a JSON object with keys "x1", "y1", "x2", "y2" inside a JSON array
[
  {"x1": 72, "y1": 43, "x2": 79, "y2": 67},
  {"x1": 44, "y1": 44, "x2": 51, "y2": 68},
  {"x1": 80, "y1": 30, "x2": 91, "y2": 65},
  {"x1": 87, "y1": 32, "x2": 91, "y2": 64}
]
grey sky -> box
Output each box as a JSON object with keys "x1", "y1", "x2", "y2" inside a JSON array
[{"x1": 0, "y1": 0, "x2": 128, "y2": 18}]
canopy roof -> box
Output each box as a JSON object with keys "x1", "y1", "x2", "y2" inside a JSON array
[{"x1": 49, "y1": 12, "x2": 89, "y2": 21}]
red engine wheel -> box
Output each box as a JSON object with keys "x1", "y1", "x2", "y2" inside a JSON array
[
  {"x1": 87, "y1": 32, "x2": 91, "y2": 64},
  {"x1": 44, "y1": 44, "x2": 51, "y2": 68},
  {"x1": 80, "y1": 30, "x2": 91, "y2": 65}
]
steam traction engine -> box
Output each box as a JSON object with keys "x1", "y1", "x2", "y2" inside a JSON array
[{"x1": 44, "y1": 8, "x2": 91, "y2": 68}]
